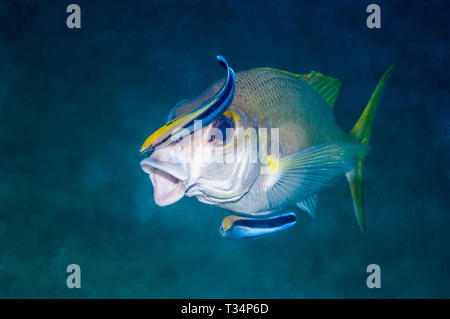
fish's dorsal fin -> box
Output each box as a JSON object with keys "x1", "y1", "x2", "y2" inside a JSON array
[
  {"x1": 298, "y1": 71, "x2": 341, "y2": 110},
  {"x1": 254, "y1": 68, "x2": 341, "y2": 109}
]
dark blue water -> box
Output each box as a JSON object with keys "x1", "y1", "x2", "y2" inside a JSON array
[{"x1": 0, "y1": 0, "x2": 449, "y2": 298}]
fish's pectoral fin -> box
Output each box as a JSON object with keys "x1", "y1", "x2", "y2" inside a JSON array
[
  {"x1": 266, "y1": 142, "x2": 369, "y2": 206},
  {"x1": 220, "y1": 212, "x2": 296, "y2": 239},
  {"x1": 296, "y1": 193, "x2": 318, "y2": 219}
]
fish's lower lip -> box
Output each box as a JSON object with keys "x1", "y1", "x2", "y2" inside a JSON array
[{"x1": 149, "y1": 171, "x2": 185, "y2": 206}]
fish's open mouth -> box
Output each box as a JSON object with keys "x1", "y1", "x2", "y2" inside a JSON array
[{"x1": 140, "y1": 158, "x2": 188, "y2": 206}]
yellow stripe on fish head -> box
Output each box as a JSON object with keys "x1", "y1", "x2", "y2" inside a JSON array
[{"x1": 140, "y1": 98, "x2": 218, "y2": 152}]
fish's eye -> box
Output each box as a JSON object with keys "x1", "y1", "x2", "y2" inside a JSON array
[
  {"x1": 208, "y1": 113, "x2": 235, "y2": 146},
  {"x1": 220, "y1": 225, "x2": 231, "y2": 236}
]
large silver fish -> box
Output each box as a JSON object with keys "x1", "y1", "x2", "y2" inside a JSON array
[{"x1": 140, "y1": 56, "x2": 393, "y2": 238}]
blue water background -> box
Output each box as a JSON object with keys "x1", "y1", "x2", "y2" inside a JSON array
[{"x1": 0, "y1": 0, "x2": 449, "y2": 298}]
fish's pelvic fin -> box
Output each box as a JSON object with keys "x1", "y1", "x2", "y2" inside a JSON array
[
  {"x1": 296, "y1": 194, "x2": 318, "y2": 219},
  {"x1": 266, "y1": 142, "x2": 369, "y2": 206},
  {"x1": 298, "y1": 71, "x2": 341, "y2": 109},
  {"x1": 347, "y1": 65, "x2": 395, "y2": 232}
]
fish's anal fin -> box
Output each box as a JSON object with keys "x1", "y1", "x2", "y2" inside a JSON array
[
  {"x1": 266, "y1": 142, "x2": 369, "y2": 207},
  {"x1": 347, "y1": 65, "x2": 394, "y2": 232},
  {"x1": 296, "y1": 194, "x2": 318, "y2": 219}
]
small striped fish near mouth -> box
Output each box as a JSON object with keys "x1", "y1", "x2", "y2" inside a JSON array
[{"x1": 220, "y1": 213, "x2": 297, "y2": 239}]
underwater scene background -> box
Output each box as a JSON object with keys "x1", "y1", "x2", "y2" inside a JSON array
[{"x1": 0, "y1": 0, "x2": 449, "y2": 298}]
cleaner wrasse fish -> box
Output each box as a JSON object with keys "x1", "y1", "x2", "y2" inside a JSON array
[
  {"x1": 220, "y1": 213, "x2": 296, "y2": 239},
  {"x1": 140, "y1": 56, "x2": 235, "y2": 152}
]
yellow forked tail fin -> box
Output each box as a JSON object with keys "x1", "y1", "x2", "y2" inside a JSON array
[{"x1": 347, "y1": 66, "x2": 394, "y2": 231}]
